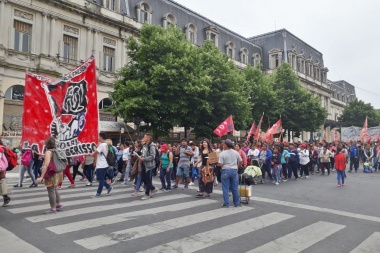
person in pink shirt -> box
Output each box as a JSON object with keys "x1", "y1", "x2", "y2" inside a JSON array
[{"x1": 234, "y1": 144, "x2": 247, "y2": 168}]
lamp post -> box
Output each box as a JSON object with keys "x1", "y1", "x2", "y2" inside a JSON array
[
  {"x1": 133, "y1": 117, "x2": 142, "y2": 139},
  {"x1": 120, "y1": 127, "x2": 124, "y2": 144}
]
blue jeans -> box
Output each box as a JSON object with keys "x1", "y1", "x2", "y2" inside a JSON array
[
  {"x1": 160, "y1": 168, "x2": 172, "y2": 190},
  {"x1": 135, "y1": 172, "x2": 142, "y2": 191},
  {"x1": 337, "y1": 170, "x2": 345, "y2": 184},
  {"x1": 221, "y1": 169, "x2": 240, "y2": 206},
  {"x1": 272, "y1": 164, "x2": 282, "y2": 182},
  {"x1": 95, "y1": 167, "x2": 111, "y2": 195},
  {"x1": 288, "y1": 162, "x2": 298, "y2": 179},
  {"x1": 19, "y1": 161, "x2": 35, "y2": 185},
  {"x1": 84, "y1": 164, "x2": 94, "y2": 183},
  {"x1": 176, "y1": 167, "x2": 190, "y2": 178}
]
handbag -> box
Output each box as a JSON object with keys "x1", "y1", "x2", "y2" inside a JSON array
[
  {"x1": 44, "y1": 161, "x2": 57, "y2": 180},
  {"x1": 201, "y1": 166, "x2": 214, "y2": 183},
  {"x1": 0, "y1": 178, "x2": 8, "y2": 196}
]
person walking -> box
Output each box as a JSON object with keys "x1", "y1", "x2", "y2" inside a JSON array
[
  {"x1": 271, "y1": 147, "x2": 282, "y2": 185},
  {"x1": 14, "y1": 149, "x2": 37, "y2": 188},
  {"x1": 0, "y1": 140, "x2": 11, "y2": 207},
  {"x1": 335, "y1": 147, "x2": 346, "y2": 187},
  {"x1": 83, "y1": 154, "x2": 95, "y2": 186},
  {"x1": 159, "y1": 144, "x2": 173, "y2": 192},
  {"x1": 288, "y1": 143, "x2": 299, "y2": 180},
  {"x1": 299, "y1": 144, "x2": 310, "y2": 178},
  {"x1": 72, "y1": 156, "x2": 85, "y2": 181},
  {"x1": 139, "y1": 134, "x2": 158, "y2": 200},
  {"x1": 281, "y1": 145, "x2": 290, "y2": 181},
  {"x1": 91, "y1": 132, "x2": 113, "y2": 198},
  {"x1": 36, "y1": 137, "x2": 63, "y2": 214},
  {"x1": 217, "y1": 139, "x2": 242, "y2": 208},
  {"x1": 173, "y1": 138, "x2": 193, "y2": 190},
  {"x1": 348, "y1": 141, "x2": 359, "y2": 173},
  {"x1": 320, "y1": 146, "x2": 333, "y2": 176},
  {"x1": 259, "y1": 144, "x2": 273, "y2": 183}
]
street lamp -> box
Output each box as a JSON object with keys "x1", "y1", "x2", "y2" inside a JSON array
[
  {"x1": 120, "y1": 127, "x2": 124, "y2": 144},
  {"x1": 133, "y1": 117, "x2": 142, "y2": 139}
]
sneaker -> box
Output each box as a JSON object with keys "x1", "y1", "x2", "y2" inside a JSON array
[
  {"x1": 221, "y1": 204, "x2": 229, "y2": 208},
  {"x1": 139, "y1": 188, "x2": 144, "y2": 192},
  {"x1": 91, "y1": 194, "x2": 101, "y2": 198},
  {"x1": 44, "y1": 209, "x2": 57, "y2": 214},
  {"x1": 150, "y1": 188, "x2": 158, "y2": 196},
  {"x1": 111, "y1": 179, "x2": 116, "y2": 185},
  {"x1": 117, "y1": 178, "x2": 124, "y2": 182},
  {"x1": 173, "y1": 185, "x2": 178, "y2": 189},
  {"x1": 159, "y1": 187, "x2": 165, "y2": 191},
  {"x1": 316, "y1": 170, "x2": 320, "y2": 173},
  {"x1": 56, "y1": 205, "x2": 63, "y2": 211},
  {"x1": 2, "y1": 197, "x2": 10, "y2": 207},
  {"x1": 121, "y1": 181, "x2": 128, "y2": 185},
  {"x1": 299, "y1": 176, "x2": 304, "y2": 179},
  {"x1": 342, "y1": 182, "x2": 345, "y2": 186},
  {"x1": 141, "y1": 195, "x2": 150, "y2": 200},
  {"x1": 86, "y1": 182, "x2": 92, "y2": 186},
  {"x1": 164, "y1": 189, "x2": 171, "y2": 192},
  {"x1": 29, "y1": 183, "x2": 38, "y2": 187},
  {"x1": 305, "y1": 176, "x2": 310, "y2": 179},
  {"x1": 13, "y1": 184, "x2": 22, "y2": 188},
  {"x1": 234, "y1": 204, "x2": 243, "y2": 207},
  {"x1": 348, "y1": 170, "x2": 352, "y2": 173},
  {"x1": 275, "y1": 182, "x2": 279, "y2": 185},
  {"x1": 67, "y1": 185, "x2": 76, "y2": 188},
  {"x1": 189, "y1": 182, "x2": 195, "y2": 186},
  {"x1": 337, "y1": 184, "x2": 341, "y2": 187},
  {"x1": 80, "y1": 177, "x2": 86, "y2": 182},
  {"x1": 131, "y1": 190, "x2": 139, "y2": 196},
  {"x1": 281, "y1": 179, "x2": 288, "y2": 182},
  {"x1": 106, "y1": 187, "x2": 113, "y2": 196},
  {"x1": 183, "y1": 185, "x2": 189, "y2": 190}
]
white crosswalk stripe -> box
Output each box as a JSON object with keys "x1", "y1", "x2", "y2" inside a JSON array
[
  {"x1": 246, "y1": 221, "x2": 345, "y2": 253},
  {"x1": 2, "y1": 183, "x2": 380, "y2": 253},
  {"x1": 350, "y1": 232, "x2": 380, "y2": 253},
  {"x1": 74, "y1": 205, "x2": 254, "y2": 250},
  {"x1": 0, "y1": 225, "x2": 44, "y2": 253}
]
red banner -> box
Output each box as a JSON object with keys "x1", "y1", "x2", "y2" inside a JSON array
[
  {"x1": 261, "y1": 126, "x2": 274, "y2": 143},
  {"x1": 213, "y1": 115, "x2": 234, "y2": 137},
  {"x1": 267, "y1": 119, "x2": 282, "y2": 135},
  {"x1": 21, "y1": 56, "x2": 98, "y2": 157},
  {"x1": 246, "y1": 122, "x2": 256, "y2": 142},
  {"x1": 254, "y1": 113, "x2": 264, "y2": 141},
  {"x1": 360, "y1": 116, "x2": 368, "y2": 143}
]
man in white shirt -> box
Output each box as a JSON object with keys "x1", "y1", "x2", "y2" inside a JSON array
[
  {"x1": 122, "y1": 142, "x2": 132, "y2": 184},
  {"x1": 92, "y1": 132, "x2": 113, "y2": 197}
]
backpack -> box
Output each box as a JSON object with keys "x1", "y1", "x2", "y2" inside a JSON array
[
  {"x1": 0, "y1": 152, "x2": 9, "y2": 172},
  {"x1": 0, "y1": 146, "x2": 17, "y2": 171},
  {"x1": 21, "y1": 149, "x2": 33, "y2": 166},
  {"x1": 103, "y1": 144, "x2": 117, "y2": 167},
  {"x1": 51, "y1": 149, "x2": 68, "y2": 173}
]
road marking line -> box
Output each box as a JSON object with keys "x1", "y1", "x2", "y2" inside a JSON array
[
  {"x1": 350, "y1": 232, "x2": 380, "y2": 253},
  {"x1": 132, "y1": 212, "x2": 294, "y2": 253},
  {"x1": 0, "y1": 225, "x2": 44, "y2": 253},
  {"x1": 47, "y1": 198, "x2": 218, "y2": 234},
  {"x1": 212, "y1": 189, "x2": 380, "y2": 223},
  {"x1": 247, "y1": 221, "x2": 345, "y2": 253},
  {"x1": 74, "y1": 205, "x2": 255, "y2": 250},
  {"x1": 10, "y1": 186, "x2": 96, "y2": 198},
  {"x1": 26, "y1": 194, "x2": 188, "y2": 223},
  {"x1": 8, "y1": 189, "x2": 147, "y2": 214}
]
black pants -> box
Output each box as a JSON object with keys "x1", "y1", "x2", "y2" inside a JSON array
[
  {"x1": 322, "y1": 162, "x2": 330, "y2": 175},
  {"x1": 261, "y1": 162, "x2": 273, "y2": 180},
  {"x1": 142, "y1": 167, "x2": 155, "y2": 196},
  {"x1": 300, "y1": 164, "x2": 309, "y2": 176},
  {"x1": 281, "y1": 163, "x2": 288, "y2": 179},
  {"x1": 288, "y1": 162, "x2": 298, "y2": 179},
  {"x1": 349, "y1": 157, "x2": 359, "y2": 172},
  {"x1": 72, "y1": 164, "x2": 84, "y2": 180}
]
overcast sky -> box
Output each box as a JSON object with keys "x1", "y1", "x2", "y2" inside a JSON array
[{"x1": 174, "y1": 0, "x2": 380, "y2": 109}]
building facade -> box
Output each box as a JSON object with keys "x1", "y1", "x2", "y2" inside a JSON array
[{"x1": 0, "y1": 0, "x2": 355, "y2": 145}]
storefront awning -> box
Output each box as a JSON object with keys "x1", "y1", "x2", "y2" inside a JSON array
[{"x1": 99, "y1": 121, "x2": 135, "y2": 132}]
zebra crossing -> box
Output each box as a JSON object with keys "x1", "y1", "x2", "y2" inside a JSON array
[{"x1": 1, "y1": 179, "x2": 380, "y2": 253}]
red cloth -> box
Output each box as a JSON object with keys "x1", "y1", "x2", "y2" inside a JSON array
[
  {"x1": 213, "y1": 116, "x2": 234, "y2": 137},
  {"x1": 58, "y1": 165, "x2": 75, "y2": 186},
  {"x1": 335, "y1": 153, "x2": 346, "y2": 171}
]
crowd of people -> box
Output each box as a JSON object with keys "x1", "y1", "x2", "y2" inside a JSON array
[{"x1": 1, "y1": 133, "x2": 380, "y2": 212}]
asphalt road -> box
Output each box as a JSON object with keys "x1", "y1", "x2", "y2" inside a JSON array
[{"x1": 0, "y1": 165, "x2": 379, "y2": 253}]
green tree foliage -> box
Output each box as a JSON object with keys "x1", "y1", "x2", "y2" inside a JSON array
[
  {"x1": 271, "y1": 64, "x2": 327, "y2": 133},
  {"x1": 111, "y1": 25, "x2": 250, "y2": 137},
  {"x1": 339, "y1": 100, "x2": 380, "y2": 127}
]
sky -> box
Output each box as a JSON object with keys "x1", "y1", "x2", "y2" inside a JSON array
[{"x1": 173, "y1": 0, "x2": 380, "y2": 109}]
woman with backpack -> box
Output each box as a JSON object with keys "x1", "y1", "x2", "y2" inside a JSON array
[
  {"x1": 14, "y1": 148, "x2": 37, "y2": 188},
  {"x1": 36, "y1": 137, "x2": 63, "y2": 214},
  {"x1": 0, "y1": 140, "x2": 11, "y2": 207}
]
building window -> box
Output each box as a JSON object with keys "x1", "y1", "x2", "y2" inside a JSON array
[
  {"x1": 105, "y1": 0, "x2": 119, "y2": 12},
  {"x1": 269, "y1": 49, "x2": 283, "y2": 69},
  {"x1": 225, "y1": 42, "x2": 235, "y2": 59},
  {"x1": 163, "y1": 13, "x2": 176, "y2": 28},
  {"x1": 185, "y1": 23, "x2": 197, "y2": 44},
  {"x1": 205, "y1": 27, "x2": 219, "y2": 47},
  {"x1": 137, "y1": 2, "x2": 151, "y2": 24},
  {"x1": 240, "y1": 48, "x2": 249, "y2": 64},
  {"x1": 4, "y1": 85, "x2": 24, "y2": 101},
  {"x1": 63, "y1": 35, "x2": 78, "y2": 64},
  {"x1": 14, "y1": 20, "x2": 32, "y2": 53},
  {"x1": 253, "y1": 53, "x2": 261, "y2": 67},
  {"x1": 99, "y1": 98, "x2": 112, "y2": 110},
  {"x1": 103, "y1": 46, "x2": 115, "y2": 72}
]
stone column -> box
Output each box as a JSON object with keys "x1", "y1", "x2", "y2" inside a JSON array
[
  {"x1": 49, "y1": 16, "x2": 56, "y2": 57},
  {"x1": 93, "y1": 29, "x2": 100, "y2": 68},
  {"x1": 120, "y1": 37, "x2": 126, "y2": 68},
  {"x1": 41, "y1": 12, "x2": 48, "y2": 55},
  {"x1": 86, "y1": 27, "x2": 92, "y2": 57},
  {"x1": 0, "y1": 0, "x2": 7, "y2": 46},
  {"x1": 282, "y1": 31, "x2": 288, "y2": 63}
]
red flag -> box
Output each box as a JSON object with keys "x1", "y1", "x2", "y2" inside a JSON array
[
  {"x1": 254, "y1": 113, "x2": 264, "y2": 141},
  {"x1": 267, "y1": 119, "x2": 282, "y2": 135},
  {"x1": 360, "y1": 116, "x2": 368, "y2": 143},
  {"x1": 334, "y1": 130, "x2": 339, "y2": 142},
  {"x1": 213, "y1": 115, "x2": 234, "y2": 137},
  {"x1": 262, "y1": 126, "x2": 273, "y2": 143},
  {"x1": 246, "y1": 122, "x2": 256, "y2": 142},
  {"x1": 21, "y1": 56, "x2": 99, "y2": 156}
]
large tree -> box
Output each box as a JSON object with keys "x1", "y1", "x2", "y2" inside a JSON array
[
  {"x1": 339, "y1": 100, "x2": 380, "y2": 127},
  {"x1": 271, "y1": 64, "x2": 327, "y2": 134},
  {"x1": 110, "y1": 25, "x2": 251, "y2": 137}
]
